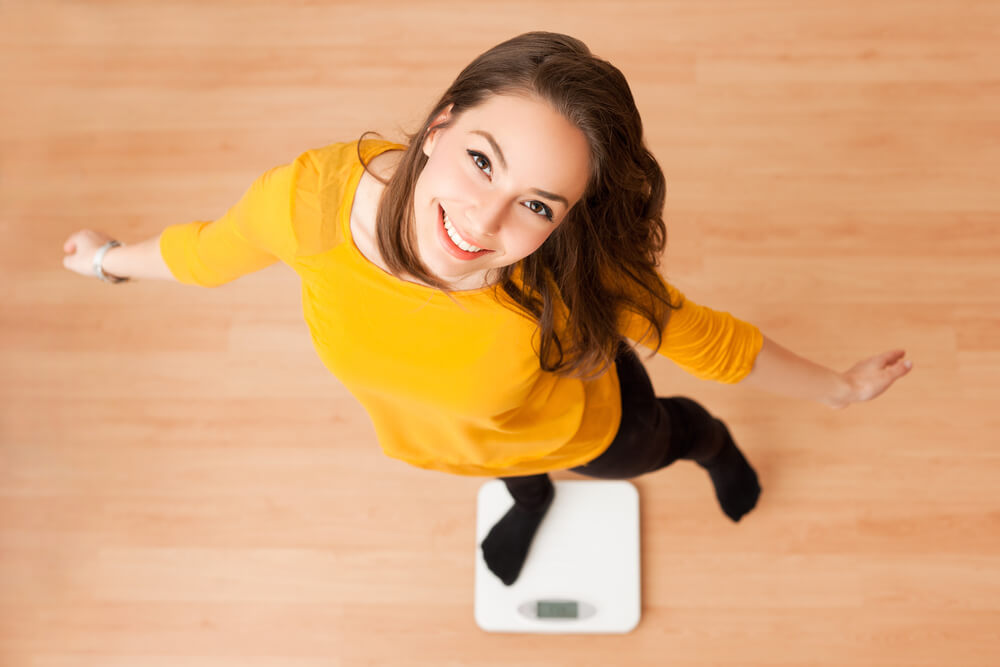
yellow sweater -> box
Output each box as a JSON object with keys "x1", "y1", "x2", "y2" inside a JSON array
[{"x1": 159, "y1": 139, "x2": 764, "y2": 477}]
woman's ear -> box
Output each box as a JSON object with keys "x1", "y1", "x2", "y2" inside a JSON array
[{"x1": 422, "y1": 104, "x2": 454, "y2": 158}]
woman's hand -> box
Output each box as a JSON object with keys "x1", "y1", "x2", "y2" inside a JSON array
[
  {"x1": 834, "y1": 349, "x2": 914, "y2": 409},
  {"x1": 62, "y1": 229, "x2": 116, "y2": 277}
]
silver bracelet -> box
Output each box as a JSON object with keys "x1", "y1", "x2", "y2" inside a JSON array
[{"x1": 93, "y1": 240, "x2": 129, "y2": 284}]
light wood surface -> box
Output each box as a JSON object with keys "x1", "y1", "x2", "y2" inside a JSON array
[{"x1": 3, "y1": 1, "x2": 999, "y2": 665}]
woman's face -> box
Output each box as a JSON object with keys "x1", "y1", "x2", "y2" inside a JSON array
[{"x1": 412, "y1": 93, "x2": 591, "y2": 290}]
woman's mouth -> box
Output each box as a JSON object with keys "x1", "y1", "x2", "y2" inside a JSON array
[{"x1": 436, "y1": 204, "x2": 494, "y2": 261}]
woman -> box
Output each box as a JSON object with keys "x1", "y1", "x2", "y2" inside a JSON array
[{"x1": 62, "y1": 32, "x2": 913, "y2": 587}]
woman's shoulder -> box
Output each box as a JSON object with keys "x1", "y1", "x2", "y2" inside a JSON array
[
  {"x1": 362, "y1": 143, "x2": 405, "y2": 181},
  {"x1": 352, "y1": 141, "x2": 406, "y2": 217},
  {"x1": 348, "y1": 146, "x2": 408, "y2": 265},
  {"x1": 286, "y1": 139, "x2": 405, "y2": 253}
]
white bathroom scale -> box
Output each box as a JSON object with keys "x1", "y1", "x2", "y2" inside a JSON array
[{"x1": 474, "y1": 479, "x2": 641, "y2": 634}]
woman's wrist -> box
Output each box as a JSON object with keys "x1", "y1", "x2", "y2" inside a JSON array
[
  {"x1": 819, "y1": 373, "x2": 855, "y2": 410},
  {"x1": 97, "y1": 242, "x2": 130, "y2": 281},
  {"x1": 98, "y1": 232, "x2": 177, "y2": 282}
]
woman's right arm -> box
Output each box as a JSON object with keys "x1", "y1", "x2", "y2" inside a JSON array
[
  {"x1": 63, "y1": 156, "x2": 306, "y2": 286},
  {"x1": 62, "y1": 229, "x2": 177, "y2": 282}
]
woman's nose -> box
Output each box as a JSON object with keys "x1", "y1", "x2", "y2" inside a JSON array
[{"x1": 466, "y1": 196, "x2": 506, "y2": 237}]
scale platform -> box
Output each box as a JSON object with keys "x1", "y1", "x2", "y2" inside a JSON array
[{"x1": 474, "y1": 479, "x2": 641, "y2": 634}]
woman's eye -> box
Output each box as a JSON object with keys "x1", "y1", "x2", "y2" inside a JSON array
[
  {"x1": 468, "y1": 150, "x2": 492, "y2": 177},
  {"x1": 526, "y1": 201, "x2": 554, "y2": 220}
]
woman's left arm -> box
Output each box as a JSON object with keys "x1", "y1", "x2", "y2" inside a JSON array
[{"x1": 739, "y1": 334, "x2": 914, "y2": 410}]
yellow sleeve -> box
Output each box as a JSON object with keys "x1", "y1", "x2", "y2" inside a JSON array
[
  {"x1": 622, "y1": 280, "x2": 764, "y2": 384},
  {"x1": 158, "y1": 156, "x2": 311, "y2": 287}
]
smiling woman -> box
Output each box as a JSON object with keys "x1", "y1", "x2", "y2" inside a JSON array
[{"x1": 110, "y1": 31, "x2": 773, "y2": 589}]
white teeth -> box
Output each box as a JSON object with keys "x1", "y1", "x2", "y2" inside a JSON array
[{"x1": 442, "y1": 210, "x2": 485, "y2": 252}]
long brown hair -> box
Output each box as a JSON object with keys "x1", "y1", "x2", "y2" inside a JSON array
[{"x1": 358, "y1": 31, "x2": 680, "y2": 379}]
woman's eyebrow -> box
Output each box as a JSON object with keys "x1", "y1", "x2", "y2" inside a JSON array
[
  {"x1": 469, "y1": 129, "x2": 570, "y2": 207},
  {"x1": 470, "y1": 130, "x2": 508, "y2": 171}
]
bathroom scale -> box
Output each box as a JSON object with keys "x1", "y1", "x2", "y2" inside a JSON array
[{"x1": 474, "y1": 479, "x2": 641, "y2": 634}]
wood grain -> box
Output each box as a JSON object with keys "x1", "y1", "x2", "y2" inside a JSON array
[{"x1": 2, "y1": 1, "x2": 998, "y2": 664}]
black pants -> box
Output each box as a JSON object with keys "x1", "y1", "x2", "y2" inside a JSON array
[{"x1": 499, "y1": 342, "x2": 731, "y2": 510}]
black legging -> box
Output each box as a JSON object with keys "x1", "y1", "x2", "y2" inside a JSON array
[{"x1": 499, "y1": 341, "x2": 733, "y2": 510}]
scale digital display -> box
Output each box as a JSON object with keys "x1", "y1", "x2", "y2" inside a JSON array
[{"x1": 537, "y1": 601, "x2": 579, "y2": 618}]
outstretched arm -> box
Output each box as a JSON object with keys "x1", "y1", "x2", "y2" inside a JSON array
[{"x1": 740, "y1": 334, "x2": 914, "y2": 410}]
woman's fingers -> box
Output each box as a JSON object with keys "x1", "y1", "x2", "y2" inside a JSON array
[{"x1": 61, "y1": 230, "x2": 101, "y2": 275}]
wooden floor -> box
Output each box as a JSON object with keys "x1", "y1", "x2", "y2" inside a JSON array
[{"x1": 3, "y1": 1, "x2": 999, "y2": 664}]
